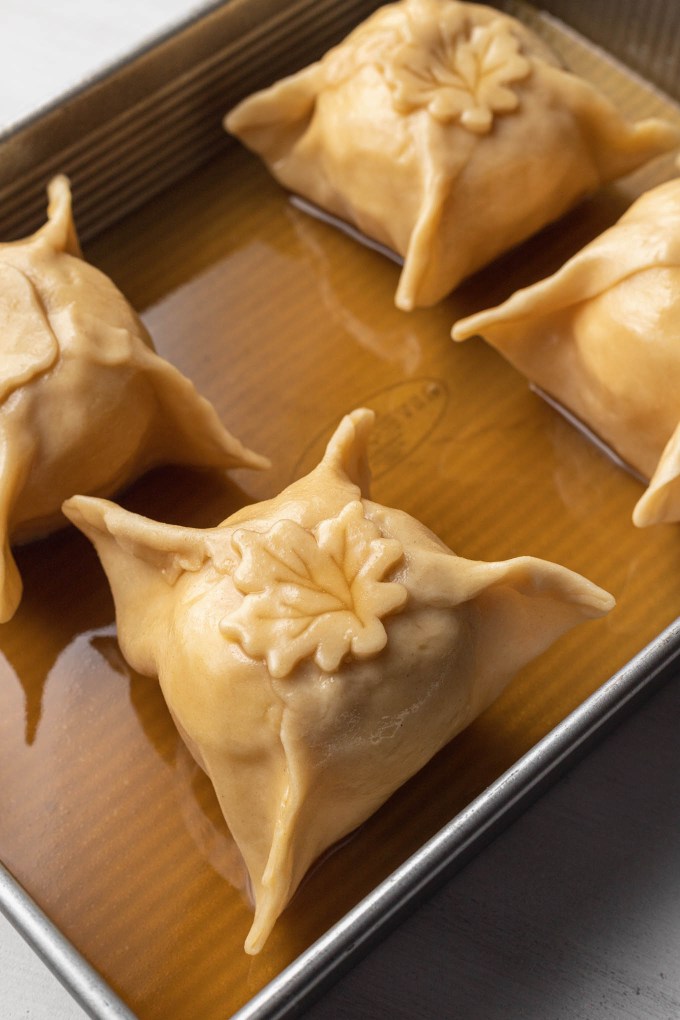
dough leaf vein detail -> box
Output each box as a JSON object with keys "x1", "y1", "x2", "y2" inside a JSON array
[
  {"x1": 221, "y1": 501, "x2": 407, "y2": 677},
  {"x1": 386, "y1": 16, "x2": 531, "y2": 132}
]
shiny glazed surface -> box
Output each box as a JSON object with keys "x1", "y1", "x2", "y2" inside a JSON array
[{"x1": 1, "y1": 31, "x2": 680, "y2": 1016}]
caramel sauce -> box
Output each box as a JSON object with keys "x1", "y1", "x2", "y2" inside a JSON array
[{"x1": 1, "y1": 84, "x2": 680, "y2": 1018}]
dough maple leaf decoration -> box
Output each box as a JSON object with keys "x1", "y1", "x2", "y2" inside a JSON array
[
  {"x1": 386, "y1": 14, "x2": 531, "y2": 132},
  {"x1": 221, "y1": 500, "x2": 407, "y2": 678}
]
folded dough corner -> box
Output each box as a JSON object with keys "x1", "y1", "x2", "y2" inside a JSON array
[
  {"x1": 0, "y1": 175, "x2": 267, "y2": 622},
  {"x1": 452, "y1": 176, "x2": 680, "y2": 527},
  {"x1": 63, "y1": 408, "x2": 613, "y2": 953},
  {"x1": 225, "y1": 0, "x2": 679, "y2": 310}
]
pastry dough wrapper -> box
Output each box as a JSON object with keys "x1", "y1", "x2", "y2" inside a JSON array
[
  {"x1": 0, "y1": 175, "x2": 267, "y2": 621},
  {"x1": 63, "y1": 408, "x2": 613, "y2": 953},
  {"x1": 225, "y1": 0, "x2": 679, "y2": 310},
  {"x1": 452, "y1": 176, "x2": 680, "y2": 527}
]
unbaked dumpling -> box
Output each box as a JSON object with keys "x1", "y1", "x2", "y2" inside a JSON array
[
  {"x1": 225, "y1": 0, "x2": 679, "y2": 310},
  {"x1": 452, "y1": 176, "x2": 680, "y2": 527},
  {"x1": 0, "y1": 175, "x2": 267, "y2": 621},
  {"x1": 63, "y1": 408, "x2": 613, "y2": 953}
]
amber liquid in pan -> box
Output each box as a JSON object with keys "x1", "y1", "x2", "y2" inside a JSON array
[{"x1": 2, "y1": 45, "x2": 680, "y2": 1019}]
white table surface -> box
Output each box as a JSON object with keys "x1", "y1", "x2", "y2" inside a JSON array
[
  {"x1": 0, "y1": 0, "x2": 210, "y2": 133},
  {"x1": 0, "y1": 917, "x2": 88, "y2": 1019},
  {"x1": 2, "y1": 4, "x2": 680, "y2": 1019}
]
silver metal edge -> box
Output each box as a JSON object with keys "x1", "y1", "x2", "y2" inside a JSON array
[
  {"x1": 0, "y1": 864, "x2": 138, "y2": 1020},
  {"x1": 3, "y1": 616, "x2": 678, "y2": 1020},
  {"x1": 1, "y1": 1, "x2": 679, "y2": 1017},
  {"x1": 233, "y1": 617, "x2": 680, "y2": 1019}
]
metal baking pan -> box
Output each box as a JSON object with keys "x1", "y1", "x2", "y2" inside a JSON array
[{"x1": 1, "y1": 2, "x2": 680, "y2": 1018}]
